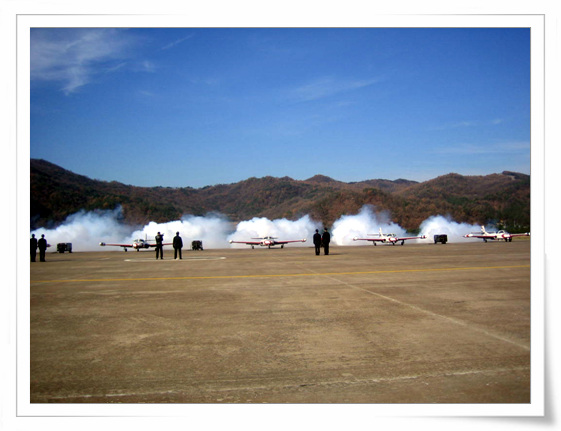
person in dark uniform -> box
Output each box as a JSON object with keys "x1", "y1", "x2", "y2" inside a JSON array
[
  {"x1": 313, "y1": 229, "x2": 322, "y2": 255},
  {"x1": 30, "y1": 234, "x2": 38, "y2": 262},
  {"x1": 38, "y1": 234, "x2": 48, "y2": 262},
  {"x1": 155, "y1": 231, "x2": 164, "y2": 259},
  {"x1": 321, "y1": 228, "x2": 331, "y2": 255},
  {"x1": 173, "y1": 232, "x2": 183, "y2": 260}
]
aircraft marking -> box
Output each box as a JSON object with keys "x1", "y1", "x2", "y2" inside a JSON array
[{"x1": 31, "y1": 264, "x2": 529, "y2": 284}]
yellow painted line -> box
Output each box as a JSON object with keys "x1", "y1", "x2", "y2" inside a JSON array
[{"x1": 30, "y1": 264, "x2": 530, "y2": 284}]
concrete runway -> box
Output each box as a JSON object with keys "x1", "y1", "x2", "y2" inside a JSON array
[{"x1": 30, "y1": 240, "x2": 531, "y2": 403}]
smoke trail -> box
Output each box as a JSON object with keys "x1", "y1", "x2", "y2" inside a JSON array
[
  {"x1": 419, "y1": 215, "x2": 484, "y2": 243},
  {"x1": 331, "y1": 205, "x2": 406, "y2": 245},
  {"x1": 227, "y1": 215, "x2": 320, "y2": 248}
]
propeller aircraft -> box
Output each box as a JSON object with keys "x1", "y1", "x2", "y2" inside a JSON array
[
  {"x1": 229, "y1": 236, "x2": 306, "y2": 249},
  {"x1": 99, "y1": 235, "x2": 172, "y2": 251},
  {"x1": 464, "y1": 226, "x2": 530, "y2": 242},
  {"x1": 353, "y1": 227, "x2": 427, "y2": 246}
]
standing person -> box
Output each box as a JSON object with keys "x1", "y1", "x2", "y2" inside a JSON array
[
  {"x1": 313, "y1": 229, "x2": 322, "y2": 256},
  {"x1": 38, "y1": 234, "x2": 48, "y2": 262},
  {"x1": 30, "y1": 234, "x2": 38, "y2": 262},
  {"x1": 321, "y1": 228, "x2": 331, "y2": 256},
  {"x1": 173, "y1": 232, "x2": 183, "y2": 260},
  {"x1": 155, "y1": 231, "x2": 164, "y2": 260}
]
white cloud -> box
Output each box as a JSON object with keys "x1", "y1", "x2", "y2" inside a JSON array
[
  {"x1": 30, "y1": 28, "x2": 139, "y2": 94},
  {"x1": 286, "y1": 76, "x2": 382, "y2": 103},
  {"x1": 161, "y1": 34, "x2": 194, "y2": 50},
  {"x1": 429, "y1": 118, "x2": 506, "y2": 131}
]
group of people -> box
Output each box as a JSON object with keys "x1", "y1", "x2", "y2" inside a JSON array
[
  {"x1": 313, "y1": 228, "x2": 331, "y2": 255},
  {"x1": 154, "y1": 231, "x2": 184, "y2": 260},
  {"x1": 30, "y1": 233, "x2": 48, "y2": 262}
]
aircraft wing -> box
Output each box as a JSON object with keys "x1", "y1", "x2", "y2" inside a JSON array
[
  {"x1": 99, "y1": 242, "x2": 172, "y2": 248},
  {"x1": 353, "y1": 234, "x2": 386, "y2": 241},
  {"x1": 229, "y1": 240, "x2": 262, "y2": 245},
  {"x1": 353, "y1": 237, "x2": 386, "y2": 242},
  {"x1": 274, "y1": 239, "x2": 307, "y2": 244},
  {"x1": 509, "y1": 233, "x2": 530, "y2": 237},
  {"x1": 464, "y1": 233, "x2": 494, "y2": 239},
  {"x1": 99, "y1": 242, "x2": 133, "y2": 248},
  {"x1": 396, "y1": 235, "x2": 427, "y2": 241}
]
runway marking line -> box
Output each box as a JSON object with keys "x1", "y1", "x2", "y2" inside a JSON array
[
  {"x1": 31, "y1": 264, "x2": 529, "y2": 284},
  {"x1": 320, "y1": 272, "x2": 531, "y2": 351},
  {"x1": 124, "y1": 257, "x2": 226, "y2": 262}
]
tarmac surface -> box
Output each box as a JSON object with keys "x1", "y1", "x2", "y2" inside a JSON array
[{"x1": 29, "y1": 240, "x2": 531, "y2": 404}]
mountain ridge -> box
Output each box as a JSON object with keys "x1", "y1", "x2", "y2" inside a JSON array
[{"x1": 30, "y1": 159, "x2": 530, "y2": 233}]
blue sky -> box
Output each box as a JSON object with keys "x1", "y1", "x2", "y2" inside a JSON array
[{"x1": 30, "y1": 27, "x2": 530, "y2": 188}]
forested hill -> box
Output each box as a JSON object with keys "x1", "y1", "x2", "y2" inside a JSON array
[{"x1": 30, "y1": 159, "x2": 530, "y2": 233}]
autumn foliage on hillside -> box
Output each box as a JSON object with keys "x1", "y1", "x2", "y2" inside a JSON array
[{"x1": 30, "y1": 159, "x2": 530, "y2": 233}]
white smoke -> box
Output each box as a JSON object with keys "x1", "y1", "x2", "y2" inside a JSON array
[
  {"x1": 30, "y1": 209, "x2": 320, "y2": 252},
  {"x1": 31, "y1": 207, "x2": 132, "y2": 251},
  {"x1": 31, "y1": 207, "x2": 234, "y2": 252},
  {"x1": 228, "y1": 215, "x2": 320, "y2": 248},
  {"x1": 419, "y1": 215, "x2": 484, "y2": 243},
  {"x1": 30, "y1": 205, "x2": 488, "y2": 252},
  {"x1": 332, "y1": 205, "x2": 407, "y2": 245},
  {"x1": 331, "y1": 206, "x2": 484, "y2": 245},
  {"x1": 130, "y1": 213, "x2": 232, "y2": 249}
]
